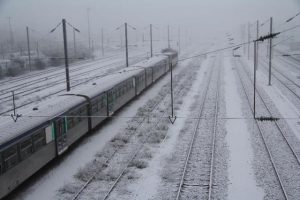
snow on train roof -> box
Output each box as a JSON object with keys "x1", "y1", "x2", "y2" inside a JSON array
[
  {"x1": 132, "y1": 54, "x2": 168, "y2": 68},
  {"x1": 0, "y1": 56, "x2": 166, "y2": 147},
  {"x1": 72, "y1": 66, "x2": 144, "y2": 97}
]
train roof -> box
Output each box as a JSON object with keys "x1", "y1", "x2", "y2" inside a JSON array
[
  {"x1": 132, "y1": 54, "x2": 168, "y2": 68},
  {"x1": 0, "y1": 61, "x2": 155, "y2": 148}
]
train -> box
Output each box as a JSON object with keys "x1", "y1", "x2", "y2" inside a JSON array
[{"x1": 0, "y1": 49, "x2": 178, "y2": 199}]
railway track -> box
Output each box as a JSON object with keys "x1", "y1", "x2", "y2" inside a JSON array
[
  {"x1": 258, "y1": 59, "x2": 300, "y2": 101},
  {"x1": 275, "y1": 49, "x2": 300, "y2": 70},
  {"x1": 69, "y1": 58, "x2": 203, "y2": 200},
  {"x1": 0, "y1": 52, "x2": 146, "y2": 97},
  {"x1": 0, "y1": 54, "x2": 146, "y2": 102},
  {"x1": 0, "y1": 54, "x2": 147, "y2": 115},
  {"x1": 175, "y1": 56, "x2": 220, "y2": 200},
  {"x1": 234, "y1": 57, "x2": 300, "y2": 200},
  {"x1": 0, "y1": 47, "x2": 150, "y2": 87},
  {"x1": 0, "y1": 53, "x2": 124, "y2": 90}
]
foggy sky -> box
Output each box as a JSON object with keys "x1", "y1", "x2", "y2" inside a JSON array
[{"x1": 0, "y1": 0, "x2": 299, "y2": 44}]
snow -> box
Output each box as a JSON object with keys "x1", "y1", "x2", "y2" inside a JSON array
[
  {"x1": 224, "y1": 56, "x2": 264, "y2": 200},
  {"x1": 127, "y1": 55, "x2": 207, "y2": 199},
  {"x1": 0, "y1": 55, "x2": 167, "y2": 148},
  {"x1": 254, "y1": 63, "x2": 300, "y2": 141},
  {"x1": 16, "y1": 48, "x2": 191, "y2": 200},
  {"x1": 4, "y1": 41, "x2": 300, "y2": 200}
]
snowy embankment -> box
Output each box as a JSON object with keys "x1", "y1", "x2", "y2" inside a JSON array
[{"x1": 224, "y1": 56, "x2": 264, "y2": 200}]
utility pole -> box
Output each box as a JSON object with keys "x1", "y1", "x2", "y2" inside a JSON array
[
  {"x1": 87, "y1": 8, "x2": 91, "y2": 53},
  {"x1": 268, "y1": 17, "x2": 273, "y2": 86},
  {"x1": 167, "y1": 25, "x2": 170, "y2": 48},
  {"x1": 150, "y1": 24, "x2": 153, "y2": 57},
  {"x1": 256, "y1": 20, "x2": 259, "y2": 70},
  {"x1": 125, "y1": 22, "x2": 129, "y2": 67},
  {"x1": 254, "y1": 41, "x2": 257, "y2": 118},
  {"x1": 26, "y1": 26, "x2": 31, "y2": 71},
  {"x1": 73, "y1": 28, "x2": 76, "y2": 58},
  {"x1": 248, "y1": 22, "x2": 250, "y2": 60},
  {"x1": 62, "y1": 19, "x2": 71, "y2": 91},
  {"x1": 101, "y1": 28, "x2": 104, "y2": 57},
  {"x1": 36, "y1": 41, "x2": 40, "y2": 58}
]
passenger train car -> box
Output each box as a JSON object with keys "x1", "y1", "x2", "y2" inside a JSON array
[{"x1": 0, "y1": 49, "x2": 178, "y2": 198}]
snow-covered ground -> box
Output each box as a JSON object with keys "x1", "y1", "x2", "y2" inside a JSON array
[{"x1": 4, "y1": 41, "x2": 300, "y2": 200}]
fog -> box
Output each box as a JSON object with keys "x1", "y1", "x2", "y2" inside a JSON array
[{"x1": 0, "y1": 0, "x2": 299, "y2": 48}]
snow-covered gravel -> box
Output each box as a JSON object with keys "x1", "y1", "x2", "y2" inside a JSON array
[
  {"x1": 224, "y1": 56, "x2": 264, "y2": 200},
  {"x1": 6, "y1": 45, "x2": 300, "y2": 200},
  {"x1": 234, "y1": 57, "x2": 300, "y2": 200},
  {"x1": 56, "y1": 50, "x2": 207, "y2": 200}
]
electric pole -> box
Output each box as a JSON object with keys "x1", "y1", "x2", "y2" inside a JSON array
[
  {"x1": 150, "y1": 24, "x2": 153, "y2": 57},
  {"x1": 26, "y1": 26, "x2": 31, "y2": 71},
  {"x1": 87, "y1": 8, "x2": 91, "y2": 53},
  {"x1": 256, "y1": 20, "x2": 259, "y2": 70},
  {"x1": 268, "y1": 17, "x2": 273, "y2": 86},
  {"x1": 101, "y1": 28, "x2": 104, "y2": 57},
  {"x1": 62, "y1": 19, "x2": 71, "y2": 91},
  {"x1": 73, "y1": 28, "x2": 76, "y2": 58},
  {"x1": 167, "y1": 25, "x2": 170, "y2": 48},
  {"x1": 125, "y1": 22, "x2": 129, "y2": 67},
  {"x1": 254, "y1": 41, "x2": 257, "y2": 118}
]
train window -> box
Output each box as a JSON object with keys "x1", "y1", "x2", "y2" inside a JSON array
[
  {"x1": 121, "y1": 85, "x2": 125, "y2": 95},
  {"x1": 102, "y1": 96, "x2": 106, "y2": 107},
  {"x1": 33, "y1": 130, "x2": 46, "y2": 151},
  {"x1": 3, "y1": 145, "x2": 18, "y2": 170},
  {"x1": 56, "y1": 119, "x2": 65, "y2": 135},
  {"x1": 0, "y1": 153, "x2": 3, "y2": 174},
  {"x1": 67, "y1": 114, "x2": 75, "y2": 129},
  {"x1": 79, "y1": 107, "x2": 85, "y2": 115},
  {"x1": 92, "y1": 101, "x2": 98, "y2": 113},
  {"x1": 20, "y1": 137, "x2": 33, "y2": 160}
]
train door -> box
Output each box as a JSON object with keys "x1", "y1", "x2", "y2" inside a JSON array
[{"x1": 55, "y1": 117, "x2": 68, "y2": 155}]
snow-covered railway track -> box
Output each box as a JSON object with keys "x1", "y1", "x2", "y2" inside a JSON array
[
  {"x1": 260, "y1": 59, "x2": 300, "y2": 97},
  {"x1": 175, "y1": 56, "x2": 220, "y2": 200},
  {"x1": 0, "y1": 53, "x2": 146, "y2": 98},
  {"x1": 235, "y1": 58, "x2": 300, "y2": 200},
  {"x1": 0, "y1": 54, "x2": 146, "y2": 115},
  {"x1": 0, "y1": 52, "x2": 124, "y2": 94},
  {"x1": 275, "y1": 51, "x2": 300, "y2": 71},
  {"x1": 68, "y1": 59, "x2": 200, "y2": 200}
]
